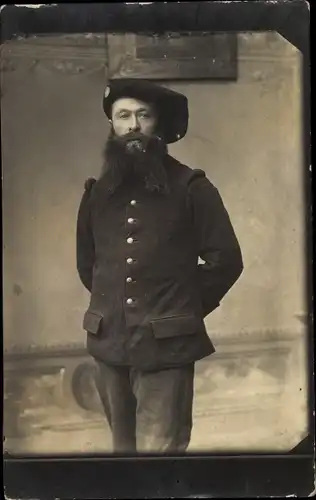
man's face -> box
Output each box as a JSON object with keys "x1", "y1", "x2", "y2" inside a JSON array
[
  {"x1": 103, "y1": 96, "x2": 168, "y2": 192},
  {"x1": 111, "y1": 97, "x2": 158, "y2": 138}
]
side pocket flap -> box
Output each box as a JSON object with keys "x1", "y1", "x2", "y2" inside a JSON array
[
  {"x1": 151, "y1": 315, "x2": 203, "y2": 339},
  {"x1": 83, "y1": 310, "x2": 103, "y2": 335}
]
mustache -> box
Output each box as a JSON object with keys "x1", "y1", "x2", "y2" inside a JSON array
[{"x1": 109, "y1": 131, "x2": 164, "y2": 154}]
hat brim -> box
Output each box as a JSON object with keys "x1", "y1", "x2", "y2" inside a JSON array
[{"x1": 103, "y1": 79, "x2": 188, "y2": 144}]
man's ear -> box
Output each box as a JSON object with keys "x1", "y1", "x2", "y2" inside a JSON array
[
  {"x1": 108, "y1": 122, "x2": 115, "y2": 137},
  {"x1": 156, "y1": 128, "x2": 166, "y2": 142}
]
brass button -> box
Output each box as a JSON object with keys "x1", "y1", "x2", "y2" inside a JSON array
[
  {"x1": 128, "y1": 218, "x2": 135, "y2": 224},
  {"x1": 130, "y1": 200, "x2": 137, "y2": 206},
  {"x1": 126, "y1": 298, "x2": 133, "y2": 305},
  {"x1": 127, "y1": 237, "x2": 134, "y2": 244},
  {"x1": 126, "y1": 258, "x2": 133, "y2": 264},
  {"x1": 126, "y1": 277, "x2": 133, "y2": 283}
]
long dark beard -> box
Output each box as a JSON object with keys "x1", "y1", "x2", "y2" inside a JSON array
[{"x1": 101, "y1": 130, "x2": 170, "y2": 194}]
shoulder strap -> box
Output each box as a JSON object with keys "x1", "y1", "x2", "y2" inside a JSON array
[
  {"x1": 188, "y1": 168, "x2": 206, "y2": 186},
  {"x1": 78, "y1": 178, "x2": 97, "y2": 216},
  {"x1": 180, "y1": 168, "x2": 206, "y2": 216},
  {"x1": 166, "y1": 156, "x2": 206, "y2": 189},
  {"x1": 179, "y1": 167, "x2": 206, "y2": 189},
  {"x1": 84, "y1": 177, "x2": 97, "y2": 193}
]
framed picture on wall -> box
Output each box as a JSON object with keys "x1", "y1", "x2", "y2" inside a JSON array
[{"x1": 106, "y1": 32, "x2": 238, "y2": 80}]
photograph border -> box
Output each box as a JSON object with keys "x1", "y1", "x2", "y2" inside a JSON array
[{"x1": 1, "y1": 1, "x2": 313, "y2": 498}]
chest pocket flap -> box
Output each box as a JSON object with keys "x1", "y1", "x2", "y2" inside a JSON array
[
  {"x1": 83, "y1": 310, "x2": 103, "y2": 335},
  {"x1": 150, "y1": 314, "x2": 203, "y2": 339}
]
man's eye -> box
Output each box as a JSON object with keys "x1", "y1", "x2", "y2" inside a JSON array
[{"x1": 139, "y1": 113, "x2": 151, "y2": 119}]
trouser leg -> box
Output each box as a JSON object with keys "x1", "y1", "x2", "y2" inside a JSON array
[
  {"x1": 132, "y1": 363, "x2": 195, "y2": 453},
  {"x1": 94, "y1": 360, "x2": 137, "y2": 453}
]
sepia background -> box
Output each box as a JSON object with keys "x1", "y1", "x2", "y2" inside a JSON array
[{"x1": 1, "y1": 31, "x2": 308, "y2": 455}]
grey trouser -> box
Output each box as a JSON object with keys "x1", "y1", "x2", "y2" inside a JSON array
[{"x1": 94, "y1": 360, "x2": 195, "y2": 454}]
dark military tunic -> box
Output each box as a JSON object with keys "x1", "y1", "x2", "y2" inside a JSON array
[{"x1": 76, "y1": 155, "x2": 243, "y2": 371}]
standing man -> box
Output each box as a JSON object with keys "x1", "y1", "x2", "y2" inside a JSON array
[{"x1": 76, "y1": 79, "x2": 243, "y2": 454}]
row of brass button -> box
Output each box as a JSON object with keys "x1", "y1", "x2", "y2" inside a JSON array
[{"x1": 126, "y1": 200, "x2": 137, "y2": 305}]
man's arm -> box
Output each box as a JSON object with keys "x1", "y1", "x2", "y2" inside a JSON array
[
  {"x1": 188, "y1": 172, "x2": 243, "y2": 317},
  {"x1": 76, "y1": 178, "x2": 96, "y2": 292}
]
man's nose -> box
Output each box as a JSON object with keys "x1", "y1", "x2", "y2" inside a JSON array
[{"x1": 129, "y1": 114, "x2": 140, "y2": 131}]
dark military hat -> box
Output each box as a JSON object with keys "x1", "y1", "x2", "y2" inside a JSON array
[{"x1": 102, "y1": 78, "x2": 188, "y2": 144}]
